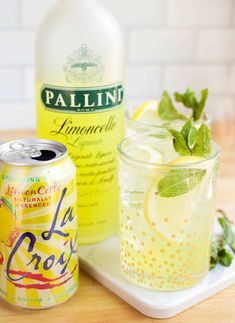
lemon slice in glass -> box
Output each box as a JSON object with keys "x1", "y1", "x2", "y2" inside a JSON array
[
  {"x1": 132, "y1": 100, "x2": 159, "y2": 121},
  {"x1": 145, "y1": 155, "x2": 204, "y2": 242},
  {"x1": 126, "y1": 144, "x2": 163, "y2": 164},
  {"x1": 169, "y1": 156, "x2": 204, "y2": 166}
]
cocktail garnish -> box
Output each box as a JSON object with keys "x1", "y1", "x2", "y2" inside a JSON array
[
  {"x1": 156, "y1": 120, "x2": 212, "y2": 197},
  {"x1": 159, "y1": 87, "x2": 209, "y2": 121}
]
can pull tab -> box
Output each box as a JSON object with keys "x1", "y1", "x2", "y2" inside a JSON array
[{"x1": 9, "y1": 142, "x2": 42, "y2": 158}]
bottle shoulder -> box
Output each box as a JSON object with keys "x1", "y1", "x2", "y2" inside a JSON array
[
  {"x1": 36, "y1": 1, "x2": 123, "y2": 46},
  {"x1": 35, "y1": 1, "x2": 125, "y2": 84}
]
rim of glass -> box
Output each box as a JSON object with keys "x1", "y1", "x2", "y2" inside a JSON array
[
  {"x1": 125, "y1": 108, "x2": 212, "y2": 129},
  {"x1": 118, "y1": 132, "x2": 221, "y2": 168}
]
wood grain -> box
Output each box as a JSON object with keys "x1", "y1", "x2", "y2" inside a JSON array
[{"x1": 0, "y1": 121, "x2": 234, "y2": 323}]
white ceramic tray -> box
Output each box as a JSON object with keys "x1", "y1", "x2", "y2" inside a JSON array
[{"x1": 79, "y1": 233, "x2": 235, "y2": 319}]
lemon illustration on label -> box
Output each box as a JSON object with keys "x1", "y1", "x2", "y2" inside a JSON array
[{"x1": 0, "y1": 197, "x2": 20, "y2": 247}]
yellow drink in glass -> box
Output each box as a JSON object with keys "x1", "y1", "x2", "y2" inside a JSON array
[{"x1": 118, "y1": 133, "x2": 220, "y2": 290}]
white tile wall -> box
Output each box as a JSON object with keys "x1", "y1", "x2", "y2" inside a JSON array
[
  {"x1": 0, "y1": 31, "x2": 34, "y2": 65},
  {"x1": 0, "y1": 0, "x2": 235, "y2": 129},
  {"x1": 22, "y1": 66, "x2": 35, "y2": 101},
  {"x1": 232, "y1": 0, "x2": 235, "y2": 25},
  {"x1": 167, "y1": 0, "x2": 232, "y2": 26},
  {"x1": 129, "y1": 29, "x2": 196, "y2": 63},
  {"x1": 0, "y1": 68, "x2": 21, "y2": 100},
  {"x1": 164, "y1": 64, "x2": 229, "y2": 94},
  {"x1": 21, "y1": 0, "x2": 57, "y2": 28},
  {"x1": 126, "y1": 65, "x2": 162, "y2": 98},
  {"x1": 198, "y1": 29, "x2": 235, "y2": 61},
  {"x1": 0, "y1": 103, "x2": 35, "y2": 130},
  {"x1": 0, "y1": 0, "x2": 19, "y2": 29}
]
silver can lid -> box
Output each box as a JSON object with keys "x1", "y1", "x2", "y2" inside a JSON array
[{"x1": 0, "y1": 139, "x2": 68, "y2": 166}]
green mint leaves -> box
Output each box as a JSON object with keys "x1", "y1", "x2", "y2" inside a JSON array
[
  {"x1": 158, "y1": 91, "x2": 187, "y2": 121},
  {"x1": 168, "y1": 120, "x2": 212, "y2": 158},
  {"x1": 210, "y1": 237, "x2": 233, "y2": 269},
  {"x1": 217, "y1": 210, "x2": 235, "y2": 252},
  {"x1": 174, "y1": 88, "x2": 208, "y2": 121},
  {"x1": 157, "y1": 168, "x2": 206, "y2": 197},
  {"x1": 155, "y1": 120, "x2": 212, "y2": 198},
  {"x1": 159, "y1": 88, "x2": 208, "y2": 122},
  {"x1": 210, "y1": 210, "x2": 235, "y2": 270},
  {"x1": 192, "y1": 123, "x2": 212, "y2": 157},
  {"x1": 156, "y1": 87, "x2": 212, "y2": 198}
]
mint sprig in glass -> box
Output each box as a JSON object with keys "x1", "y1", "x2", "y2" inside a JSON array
[{"x1": 126, "y1": 87, "x2": 211, "y2": 135}]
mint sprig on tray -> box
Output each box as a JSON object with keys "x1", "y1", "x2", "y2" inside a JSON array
[
  {"x1": 210, "y1": 210, "x2": 235, "y2": 270},
  {"x1": 158, "y1": 87, "x2": 208, "y2": 122}
]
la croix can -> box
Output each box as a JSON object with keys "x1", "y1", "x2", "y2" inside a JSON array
[{"x1": 0, "y1": 139, "x2": 78, "y2": 309}]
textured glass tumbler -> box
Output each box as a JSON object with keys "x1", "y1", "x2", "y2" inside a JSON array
[{"x1": 118, "y1": 133, "x2": 220, "y2": 291}]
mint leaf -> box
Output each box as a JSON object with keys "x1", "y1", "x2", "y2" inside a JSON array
[
  {"x1": 210, "y1": 236, "x2": 225, "y2": 270},
  {"x1": 210, "y1": 240, "x2": 233, "y2": 269},
  {"x1": 193, "y1": 89, "x2": 208, "y2": 121},
  {"x1": 164, "y1": 121, "x2": 212, "y2": 198},
  {"x1": 158, "y1": 91, "x2": 187, "y2": 121},
  {"x1": 175, "y1": 88, "x2": 198, "y2": 109},
  {"x1": 188, "y1": 127, "x2": 197, "y2": 149},
  {"x1": 210, "y1": 258, "x2": 217, "y2": 270},
  {"x1": 157, "y1": 168, "x2": 206, "y2": 197},
  {"x1": 218, "y1": 212, "x2": 235, "y2": 252},
  {"x1": 218, "y1": 248, "x2": 233, "y2": 267},
  {"x1": 192, "y1": 123, "x2": 212, "y2": 157},
  {"x1": 168, "y1": 129, "x2": 191, "y2": 156},
  {"x1": 168, "y1": 120, "x2": 211, "y2": 157},
  {"x1": 180, "y1": 119, "x2": 192, "y2": 140},
  {"x1": 210, "y1": 210, "x2": 235, "y2": 270},
  {"x1": 180, "y1": 120, "x2": 197, "y2": 149},
  {"x1": 174, "y1": 88, "x2": 209, "y2": 121}
]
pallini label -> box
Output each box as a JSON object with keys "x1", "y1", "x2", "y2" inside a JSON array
[{"x1": 41, "y1": 83, "x2": 124, "y2": 113}]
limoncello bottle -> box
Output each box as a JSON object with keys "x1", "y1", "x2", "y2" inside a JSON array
[{"x1": 35, "y1": 0, "x2": 125, "y2": 244}]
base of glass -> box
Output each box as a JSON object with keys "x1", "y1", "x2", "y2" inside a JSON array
[{"x1": 121, "y1": 264, "x2": 208, "y2": 291}]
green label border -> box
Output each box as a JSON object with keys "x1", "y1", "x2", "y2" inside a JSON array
[{"x1": 41, "y1": 83, "x2": 124, "y2": 114}]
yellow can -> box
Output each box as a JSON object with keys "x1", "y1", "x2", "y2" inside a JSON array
[{"x1": 0, "y1": 139, "x2": 78, "y2": 309}]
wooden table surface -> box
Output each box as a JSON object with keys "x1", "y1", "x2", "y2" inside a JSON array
[{"x1": 0, "y1": 122, "x2": 235, "y2": 323}]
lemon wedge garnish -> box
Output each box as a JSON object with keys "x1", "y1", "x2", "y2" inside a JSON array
[
  {"x1": 132, "y1": 100, "x2": 159, "y2": 121},
  {"x1": 144, "y1": 155, "x2": 204, "y2": 242}
]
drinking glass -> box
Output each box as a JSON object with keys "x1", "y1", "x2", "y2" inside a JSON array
[{"x1": 118, "y1": 133, "x2": 220, "y2": 291}]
